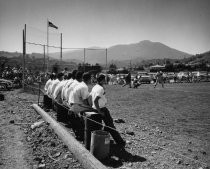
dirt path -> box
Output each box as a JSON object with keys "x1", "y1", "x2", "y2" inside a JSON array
[
  {"x1": 0, "y1": 89, "x2": 85, "y2": 169},
  {"x1": 0, "y1": 91, "x2": 32, "y2": 169}
]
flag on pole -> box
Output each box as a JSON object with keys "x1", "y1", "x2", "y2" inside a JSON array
[{"x1": 48, "y1": 21, "x2": 58, "y2": 29}]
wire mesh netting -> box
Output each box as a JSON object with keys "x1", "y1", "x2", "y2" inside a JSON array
[{"x1": 25, "y1": 25, "x2": 107, "y2": 73}]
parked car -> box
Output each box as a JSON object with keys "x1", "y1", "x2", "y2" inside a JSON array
[
  {"x1": 139, "y1": 75, "x2": 152, "y2": 84},
  {"x1": 0, "y1": 79, "x2": 13, "y2": 90},
  {"x1": 165, "y1": 72, "x2": 176, "y2": 83},
  {"x1": 192, "y1": 71, "x2": 209, "y2": 82},
  {"x1": 177, "y1": 72, "x2": 190, "y2": 82}
]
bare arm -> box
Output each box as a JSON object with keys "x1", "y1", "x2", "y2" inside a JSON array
[{"x1": 94, "y1": 96, "x2": 103, "y2": 116}]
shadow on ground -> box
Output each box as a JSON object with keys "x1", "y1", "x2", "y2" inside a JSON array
[{"x1": 101, "y1": 143, "x2": 147, "y2": 168}]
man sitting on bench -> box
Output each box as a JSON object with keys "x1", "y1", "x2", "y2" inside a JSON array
[
  {"x1": 90, "y1": 74, "x2": 126, "y2": 148},
  {"x1": 68, "y1": 72, "x2": 95, "y2": 140}
]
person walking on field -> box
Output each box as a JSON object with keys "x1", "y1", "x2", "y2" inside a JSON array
[
  {"x1": 154, "y1": 71, "x2": 164, "y2": 88},
  {"x1": 122, "y1": 72, "x2": 131, "y2": 88},
  {"x1": 90, "y1": 74, "x2": 126, "y2": 148}
]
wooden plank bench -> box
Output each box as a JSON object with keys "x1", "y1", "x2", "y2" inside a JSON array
[{"x1": 43, "y1": 95, "x2": 103, "y2": 150}]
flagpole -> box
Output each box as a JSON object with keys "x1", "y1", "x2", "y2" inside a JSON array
[
  {"x1": 47, "y1": 19, "x2": 49, "y2": 72},
  {"x1": 60, "y1": 33, "x2": 62, "y2": 69}
]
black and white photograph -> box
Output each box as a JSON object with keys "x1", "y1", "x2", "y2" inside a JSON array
[{"x1": 0, "y1": 0, "x2": 210, "y2": 169}]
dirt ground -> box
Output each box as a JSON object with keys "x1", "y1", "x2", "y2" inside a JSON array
[{"x1": 0, "y1": 82, "x2": 209, "y2": 169}]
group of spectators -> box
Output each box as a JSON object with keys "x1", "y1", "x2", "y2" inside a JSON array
[
  {"x1": 1, "y1": 66, "x2": 54, "y2": 88},
  {"x1": 120, "y1": 71, "x2": 164, "y2": 88},
  {"x1": 44, "y1": 70, "x2": 126, "y2": 148}
]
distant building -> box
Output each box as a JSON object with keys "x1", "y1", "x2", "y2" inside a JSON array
[{"x1": 149, "y1": 64, "x2": 165, "y2": 72}]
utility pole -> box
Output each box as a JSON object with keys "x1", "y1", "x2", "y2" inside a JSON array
[
  {"x1": 60, "y1": 33, "x2": 62, "y2": 70},
  {"x1": 43, "y1": 45, "x2": 45, "y2": 72},
  {"x1": 22, "y1": 24, "x2": 26, "y2": 90},
  {"x1": 47, "y1": 19, "x2": 49, "y2": 72},
  {"x1": 84, "y1": 48, "x2": 86, "y2": 72},
  {"x1": 22, "y1": 29, "x2": 25, "y2": 90}
]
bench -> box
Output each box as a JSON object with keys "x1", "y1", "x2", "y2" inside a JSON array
[{"x1": 43, "y1": 94, "x2": 103, "y2": 150}]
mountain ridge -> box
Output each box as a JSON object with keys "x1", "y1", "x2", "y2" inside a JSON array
[
  {"x1": 1, "y1": 40, "x2": 192, "y2": 67},
  {"x1": 55, "y1": 40, "x2": 191, "y2": 66}
]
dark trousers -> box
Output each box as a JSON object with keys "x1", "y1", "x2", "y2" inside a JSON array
[
  {"x1": 100, "y1": 107, "x2": 125, "y2": 145},
  {"x1": 43, "y1": 95, "x2": 52, "y2": 109},
  {"x1": 56, "y1": 102, "x2": 69, "y2": 123}
]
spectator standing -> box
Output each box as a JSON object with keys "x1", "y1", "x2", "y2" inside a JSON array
[
  {"x1": 133, "y1": 75, "x2": 141, "y2": 88},
  {"x1": 154, "y1": 71, "x2": 164, "y2": 88},
  {"x1": 122, "y1": 72, "x2": 131, "y2": 88}
]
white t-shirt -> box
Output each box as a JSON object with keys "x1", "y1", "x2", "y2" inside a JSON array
[
  {"x1": 65, "y1": 80, "x2": 79, "y2": 103},
  {"x1": 68, "y1": 81, "x2": 89, "y2": 105},
  {"x1": 90, "y1": 84, "x2": 107, "y2": 109},
  {"x1": 47, "y1": 79, "x2": 59, "y2": 97},
  {"x1": 61, "y1": 78, "x2": 74, "y2": 101},
  {"x1": 44, "y1": 79, "x2": 52, "y2": 93},
  {"x1": 46, "y1": 79, "x2": 54, "y2": 96},
  {"x1": 53, "y1": 80, "x2": 66, "y2": 99}
]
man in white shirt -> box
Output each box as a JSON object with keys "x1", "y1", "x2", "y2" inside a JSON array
[
  {"x1": 61, "y1": 72, "x2": 73, "y2": 101},
  {"x1": 47, "y1": 72, "x2": 64, "y2": 97},
  {"x1": 68, "y1": 72, "x2": 94, "y2": 113},
  {"x1": 43, "y1": 73, "x2": 55, "y2": 109},
  {"x1": 53, "y1": 74, "x2": 68, "y2": 103},
  {"x1": 68, "y1": 72, "x2": 95, "y2": 140},
  {"x1": 90, "y1": 74, "x2": 126, "y2": 148},
  {"x1": 61, "y1": 70, "x2": 77, "y2": 104},
  {"x1": 44, "y1": 74, "x2": 53, "y2": 93}
]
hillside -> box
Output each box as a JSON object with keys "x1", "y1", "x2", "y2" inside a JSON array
[
  {"x1": 49, "y1": 40, "x2": 191, "y2": 66},
  {"x1": 2, "y1": 41, "x2": 209, "y2": 69},
  {"x1": 0, "y1": 51, "x2": 22, "y2": 58},
  {"x1": 181, "y1": 51, "x2": 210, "y2": 64}
]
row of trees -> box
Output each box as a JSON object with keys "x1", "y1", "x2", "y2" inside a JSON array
[{"x1": 1, "y1": 53, "x2": 209, "y2": 76}]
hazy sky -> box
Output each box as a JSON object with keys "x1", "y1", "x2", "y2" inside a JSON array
[{"x1": 0, "y1": 0, "x2": 210, "y2": 54}]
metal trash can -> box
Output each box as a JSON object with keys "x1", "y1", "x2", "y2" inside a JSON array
[
  {"x1": 84, "y1": 112, "x2": 102, "y2": 150},
  {"x1": 90, "y1": 130, "x2": 110, "y2": 160}
]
